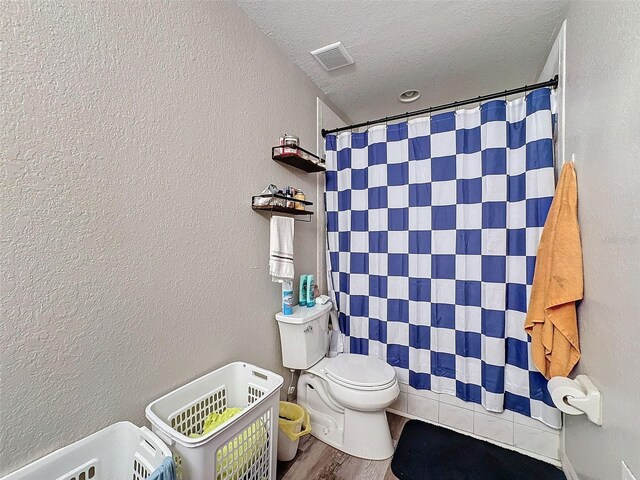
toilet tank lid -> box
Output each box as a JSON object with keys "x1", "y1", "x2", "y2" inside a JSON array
[{"x1": 275, "y1": 302, "x2": 332, "y2": 324}]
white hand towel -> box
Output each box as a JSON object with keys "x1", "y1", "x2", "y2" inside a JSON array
[{"x1": 269, "y1": 216, "x2": 295, "y2": 282}]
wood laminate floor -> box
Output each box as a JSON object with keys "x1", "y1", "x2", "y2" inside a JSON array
[{"x1": 277, "y1": 412, "x2": 408, "y2": 480}]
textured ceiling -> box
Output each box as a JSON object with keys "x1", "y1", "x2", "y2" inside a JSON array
[{"x1": 236, "y1": 0, "x2": 567, "y2": 124}]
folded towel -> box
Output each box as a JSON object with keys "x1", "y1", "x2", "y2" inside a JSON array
[
  {"x1": 270, "y1": 216, "x2": 295, "y2": 282},
  {"x1": 148, "y1": 457, "x2": 176, "y2": 480},
  {"x1": 525, "y1": 162, "x2": 583, "y2": 379}
]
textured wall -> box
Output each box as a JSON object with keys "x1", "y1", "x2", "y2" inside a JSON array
[
  {"x1": 0, "y1": 1, "x2": 328, "y2": 474},
  {"x1": 563, "y1": 2, "x2": 640, "y2": 479}
]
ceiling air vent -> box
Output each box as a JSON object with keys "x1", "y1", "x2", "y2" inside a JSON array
[{"x1": 311, "y1": 42, "x2": 354, "y2": 71}]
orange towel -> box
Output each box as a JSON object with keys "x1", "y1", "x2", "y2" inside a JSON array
[{"x1": 525, "y1": 162, "x2": 583, "y2": 379}]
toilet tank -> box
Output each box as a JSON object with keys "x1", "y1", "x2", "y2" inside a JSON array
[{"x1": 275, "y1": 302, "x2": 332, "y2": 370}]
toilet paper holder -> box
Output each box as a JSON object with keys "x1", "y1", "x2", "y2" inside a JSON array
[{"x1": 548, "y1": 375, "x2": 602, "y2": 425}]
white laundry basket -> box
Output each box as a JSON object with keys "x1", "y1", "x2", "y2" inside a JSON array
[
  {"x1": 145, "y1": 362, "x2": 284, "y2": 480},
  {"x1": 0, "y1": 422, "x2": 171, "y2": 480}
]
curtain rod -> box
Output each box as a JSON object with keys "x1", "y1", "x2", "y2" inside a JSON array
[{"x1": 321, "y1": 75, "x2": 559, "y2": 138}]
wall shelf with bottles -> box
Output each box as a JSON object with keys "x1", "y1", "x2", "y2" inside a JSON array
[
  {"x1": 251, "y1": 193, "x2": 314, "y2": 222},
  {"x1": 272, "y1": 145, "x2": 326, "y2": 173}
]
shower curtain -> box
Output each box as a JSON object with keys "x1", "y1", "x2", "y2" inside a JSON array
[{"x1": 325, "y1": 88, "x2": 560, "y2": 428}]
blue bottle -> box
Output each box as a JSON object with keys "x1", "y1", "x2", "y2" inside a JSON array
[
  {"x1": 282, "y1": 281, "x2": 293, "y2": 315},
  {"x1": 306, "y1": 274, "x2": 315, "y2": 308},
  {"x1": 299, "y1": 274, "x2": 307, "y2": 307}
]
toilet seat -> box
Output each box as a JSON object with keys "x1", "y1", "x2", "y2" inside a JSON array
[
  {"x1": 308, "y1": 353, "x2": 397, "y2": 391},
  {"x1": 323, "y1": 354, "x2": 396, "y2": 391},
  {"x1": 308, "y1": 355, "x2": 399, "y2": 413}
]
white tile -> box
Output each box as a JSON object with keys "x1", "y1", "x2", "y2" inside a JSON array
[
  {"x1": 438, "y1": 402, "x2": 474, "y2": 433},
  {"x1": 438, "y1": 392, "x2": 474, "y2": 410},
  {"x1": 408, "y1": 394, "x2": 439, "y2": 422},
  {"x1": 514, "y1": 423, "x2": 560, "y2": 460},
  {"x1": 513, "y1": 412, "x2": 561, "y2": 434},
  {"x1": 473, "y1": 412, "x2": 514, "y2": 445},
  {"x1": 472, "y1": 404, "x2": 514, "y2": 421},
  {"x1": 390, "y1": 392, "x2": 408, "y2": 413},
  {"x1": 407, "y1": 386, "x2": 439, "y2": 401},
  {"x1": 398, "y1": 381, "x2": 408, "y2": 393}
]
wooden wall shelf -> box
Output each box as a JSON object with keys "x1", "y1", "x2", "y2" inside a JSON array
[
  {"x1": 251, "y1": 193, "x2": 314, "y2": 222},
  {"x1": 272, "y1": 146, "x2": 326, "y2": 173}
]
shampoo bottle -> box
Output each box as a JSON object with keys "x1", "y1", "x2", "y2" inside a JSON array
[
  {"x1": 299, "y1": 274, "x2": 307, "y2": 307},
  {"x1": 306, "y1": 274, "x2": 315, "y2": 308},
  {"x1": 282, "y1": 281, "x2": 293, "y2": 315}
]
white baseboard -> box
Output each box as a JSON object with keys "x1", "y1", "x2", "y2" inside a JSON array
[{"x1": 561, "y1": 452, "x2": 580, "y2": 480}]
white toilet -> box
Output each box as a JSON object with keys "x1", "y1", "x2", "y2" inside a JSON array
[{"x1": 275, "y1": 302, "x2": 399, "y2": 460}]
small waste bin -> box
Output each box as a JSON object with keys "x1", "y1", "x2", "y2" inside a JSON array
[{"x1": 278, "y1": 401, "x2": 311, "y2": 461}]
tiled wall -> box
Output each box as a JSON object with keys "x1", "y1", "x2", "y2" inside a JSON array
[{"x1": 388, "y1": 382, "x2": 562, "y2": 464}]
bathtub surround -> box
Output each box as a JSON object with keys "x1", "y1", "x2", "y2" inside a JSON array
[
  {"x1": 561, "y1": 1, "x2": 640, "y2": 479},
  {"x1": 0, "y1": 1, "x2": 345, "y2": 475}
]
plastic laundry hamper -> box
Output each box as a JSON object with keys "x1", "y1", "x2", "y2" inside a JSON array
[
  {"x1": 0, "y1": 422, "x2": 171, "y2": 480},
  {"x1": 145, "y1": 362, "x2": 284, "y2": 480}
]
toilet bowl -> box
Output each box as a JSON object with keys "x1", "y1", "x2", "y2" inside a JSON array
[
  {"x1": 275, "y1": 303, "x2": 399, "y2": 460},
  {"x1": 298, "y1": 354, "x2": 399, "y2": 459}
]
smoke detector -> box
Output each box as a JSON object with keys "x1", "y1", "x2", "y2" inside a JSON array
[
  {"x1": 399, "y1": 89, "x2": 421, "y2": 103},
  {"x1": 311, "y1": 42, "x2": 355, "y2": 71}
]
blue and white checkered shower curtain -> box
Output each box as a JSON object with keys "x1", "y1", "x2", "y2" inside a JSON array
[{"x1": 325, "y1": 88, "x2": 560, "y2": 428}]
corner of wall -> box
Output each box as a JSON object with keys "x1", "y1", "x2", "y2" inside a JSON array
[{"x1": 561, "y1": 451, "x2": 580, "y2": 480}]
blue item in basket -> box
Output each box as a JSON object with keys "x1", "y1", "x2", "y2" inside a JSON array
[{"x1": 148, "y1": 457, "x2": 176, "y2": 480}]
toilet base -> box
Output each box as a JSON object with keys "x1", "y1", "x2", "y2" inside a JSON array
[{"x1": 297, "y1": 373, "x2": 395, "y2": 460}]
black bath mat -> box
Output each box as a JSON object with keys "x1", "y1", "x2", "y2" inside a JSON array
[{"x1": 391, "y1": 420, "x2": 566, "y2": 480}]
